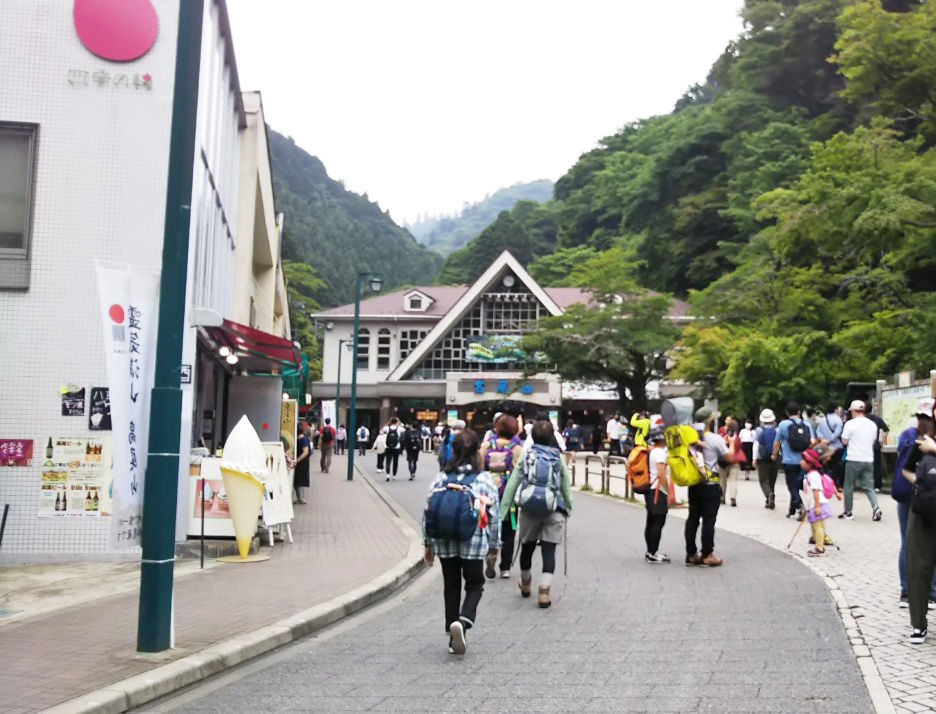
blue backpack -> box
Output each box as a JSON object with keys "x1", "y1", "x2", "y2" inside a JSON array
[
  {"x1": 517, "y1": 444, "x2": 565, "y2": 519},
  {"x1": 424, "y1": 472, "x2": 480, "y2": 542},
  {"x1": 757, "y1": 426, "x2": 776, "y2": 458}
]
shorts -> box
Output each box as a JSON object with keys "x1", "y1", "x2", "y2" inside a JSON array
[{"x1": 517, "y1": 510, "x2": 565, "y2": 544}]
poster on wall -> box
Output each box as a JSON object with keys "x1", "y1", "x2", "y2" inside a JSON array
[
  {"x1": 0, "y1": 439, "x2": 32, "y2": 467},
  {"x1": 447, "y1": 409, "x2": 459, "y2": 425},
  {"x1": 96, "y1": 262, "x2": 160, "y2": 547},
  {"x1": 881, "y1": 384, "x2": 931, "y2": 448},
  {"x1": 61, "y1": 387, "x2": 86, "y2": 416},
  {"x1": 464, "y1": 335, "x2": 529, "y2": 363},
  {"x1": 38, "y1": 437, "x2": 112, "y2": 517},
  {"x1": 88, "y1": 387, "x2": 112, "y2": 431},
  {"x1": 280, "y1": 399, "x2": 297, "y2": 460}
]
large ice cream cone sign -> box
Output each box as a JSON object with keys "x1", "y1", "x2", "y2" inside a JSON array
[
  {"x1": 219, "y1": 466, "x2": 264, "y2": 558},
  {"x1": 219, "y1": 416, "x2": 270, "y2": 560}
]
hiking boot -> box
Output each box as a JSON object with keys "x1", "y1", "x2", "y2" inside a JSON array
[
  {"x1": 701, "y1": 553, "x2": 723, "y2": 567},
  {"x1": 538, "y1": 586, "x2": 551, "y2": 608},
  {"x1": 838, "y1": 511, "x2": 853, "y2": 520},
  {"x1": 807, "y1": 547, "x2": 825, "y2": 557},
  {"x1": 900, "y1": 593, "x2": 909, "y2": 609},
  {"x1": 685, "y1": 553, "x2": 704, "y2": 566},
  {"x1": 518, "y1": 575, "x2": 532, "y2": 598},
  {"x1": 910, "y1": 628, "x2": 928, "y2": 645},
  {"x1": 730, "y1": 498, "x2": 737, "y2": 507},
  {"x1": 448, "y1": 621, "x2": 466, "y2": 655},
  {"x1": 484, "y1": 554, "x2": 497, "y2": 580},
  {"x1": 872, "y1": 507, "x2": 883, "y2": 522}
]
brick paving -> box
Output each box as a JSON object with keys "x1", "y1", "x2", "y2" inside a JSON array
[
  {"x1": 602, "y1": 456, "x2": 918, "y2": 713},
  {"x1": 160, "y1": 452, "x2": 872, "y2": 714},
  {"x1": 0, "y1": 455, "x2": 410, "y2": 714}
]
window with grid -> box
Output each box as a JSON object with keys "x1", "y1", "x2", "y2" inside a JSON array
[
  {"x1": 357, "y1": 328, "x2": 370, "y2": 368},
  {"x1": 377, "y1": 328, "x2": 391, "y2": 369},
  {"x1": 399, "y1": 329, "x2": 429, "y2": 360},
  {"x1": 0, "y1": 123, "x2": 38, "y2": 289}
]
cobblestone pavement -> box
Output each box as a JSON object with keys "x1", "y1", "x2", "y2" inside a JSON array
[{"x1": 158, "y1": 451, "x2": 872, "y2": 713}]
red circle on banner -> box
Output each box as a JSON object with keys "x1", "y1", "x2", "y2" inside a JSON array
[
  {"x1": 108, "y1": 304, "x2": 125, "y2": 323},
  {"x1": 261, "y1": 422, "x2": 269, "y2": 431},
  {"x1": 73, "y1": 0, "x2": 159, "y2": 62}
]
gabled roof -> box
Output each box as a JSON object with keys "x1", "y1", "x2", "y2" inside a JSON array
[
  {"x1": 387, "y1": 251, "x2": 562, "y2": 381},
  {"x1": 313, "y1": 286, "x2": 467, "y2": 319}
]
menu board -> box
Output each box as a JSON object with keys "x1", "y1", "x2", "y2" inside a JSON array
[
  {"x1": 88, "y1": 387, "x2": 112, "y2": 431},
  {"x1": 187, "y1": 457, "x2": 235, "y2": 538},
  {"x1": 38, "y1": 437, "x2": 112, "y2": 517},
  {"x1": 261, "y1": 441, "x2": 293, "y2": 528}
]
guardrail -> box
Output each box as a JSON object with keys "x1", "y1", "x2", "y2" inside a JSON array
[{"x1": 573, "y1": 453, "x2": 634, "y2": 500}]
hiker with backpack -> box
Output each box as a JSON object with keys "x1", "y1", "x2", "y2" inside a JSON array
[
  {"x1": 816, "y1": 402, "x2": 844, "y2": 487},
  {"x1": 356, "y1": 424, "x2": 370, "y2": 456},
  {"x1": 720, "y1": 419, "x2": 744, "y2": 507},
  {"x1": 422, "y1": 430, "x2": 500, "y2": 655},
  {"x1": 437, "y1": 420, "x2": 465, "y2": 470},
  {"x1": 562, "y1": 419, "x2": 583, "y2": 467},
  {"x1": 499, "y1": 420, "x2": 573, "y2": 608},
  {"x1": 335, "y1": 424, "x2": 347, "y2": 455},
  {"x1": 384, "y1": 417, "x2": 405, "y2": 481},
  {"x1": 402, "y1": 423, "x2": 422, "y2": 481},
  {"x1": 800, "y1": 448, "x2": 837, "y2": 557},
  {"x1": 772, "y1": 402, "x2": 816, "y2": 520},
  {"x1": 374, "y1": 428, "x2": 388, "y2": 474},
  {"x1": 319, "y1": 419, "x2": 336, "y2": 473},
  {"x1": 900, "y1": 411, "x2": 936, "y2": 644},
  {"x1": 685, "y1": 409, "x2": 726, "y2": 567},
  {"x1": 840, "y1": 400, "x2": 883, "y2": 521},
  {"x1": 628, "y1": 427, "x2": 670, "y2": 563},
  {"x1": 479, "y1": 414, "x2": 524, "y2": 579},
  {"x1": 753, "y1": 409, "x2": 779, "y2": 509},
  {"x1": 421, "y1": 423, "x2": 432, "y2": 452}
]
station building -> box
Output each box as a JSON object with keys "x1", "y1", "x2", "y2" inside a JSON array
[{"x1": 312, "y1": 251, "x2": 691, "y2": 433}]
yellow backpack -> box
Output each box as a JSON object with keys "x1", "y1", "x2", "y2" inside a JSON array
[{"x1": 664, "y1": 424, "x2": 707, "y2": 488}]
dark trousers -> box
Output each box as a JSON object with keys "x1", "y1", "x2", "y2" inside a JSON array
[
  {"x1": 407, "y1": 453, "x2": 419, "y2": 476},
  {"x1": 499, "y1": 509, "x2": 516, "y2": 572},
  {"x1": 873, "y1": 444, "x2": 883, "y2": 490},
  {"x1": 519, "y1": 540, "x2": 557, "y2": 573},
  {"x1": 358, "y1": 443, "x2": 367, "y2": 456},
  {"x1": 644, "y1": 490, "x2": 667, "y2": 554},
  {"x1": 440, "y1": 557, "x2": 485, "y2": 632},
  {"x1": 757, "y1": 461, "x2": 778, "y2": 501},
  {"x1": 610, "y1": 439, "x2": 621, "y2": 456},
  {"x1": 783, "y1": 464, "x2": 803, "y2": 513},
  {"x1": 335, "y1": 440, "x2": 345, "y2": 455},
  {"x1": 907, "y1": 511, "x2": 936, "y2": 631},
  {"x1": 685, "y1": 483, "x2": 720, "y2": 557},
  {"x1": 386, "y1": 450, "x2": 400, "y2": 476},
  {"x1": 376, "y1": 452, "x2": 385, "y2": 470}
]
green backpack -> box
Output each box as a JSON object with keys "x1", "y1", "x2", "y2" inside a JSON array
[{"x1": 664, "y1": 424, "x2": 707, "y2": 488}]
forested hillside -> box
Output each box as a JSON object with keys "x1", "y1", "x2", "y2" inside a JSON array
[
  {"x1": 406, "y1": 179, "x2": 554, "y2": 256},
  {"x1": 441, "y1": 0, "x2": 936, "y2": 414},
  {"x1": 268, "y1": 130, "x2": 443, "y2": 307}
]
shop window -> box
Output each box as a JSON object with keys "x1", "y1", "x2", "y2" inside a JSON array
[
  {"x1": 0, "y1": 123, "x2": 38, "y2": 289},
  {"x1": 357, "y1": 328, "x2": 370, "y2": 368},
  {"x1": 377, "y1": 328, "x2": 391, "y2": 369}
]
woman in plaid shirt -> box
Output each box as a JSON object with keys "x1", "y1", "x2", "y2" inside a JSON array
[{"x1": 422, "y1": 430, "x2": 500, "y2": 655}]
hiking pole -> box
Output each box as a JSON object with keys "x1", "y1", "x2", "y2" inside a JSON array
[
  {"x1": 787, "y1": 512, "x2": 808, "y2": 550},
  {"x1": 563, "y1": 515, "x2": 568, "y2": 576}
]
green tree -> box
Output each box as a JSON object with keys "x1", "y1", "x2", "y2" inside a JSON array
[
  {"x1": 528, "y1": 246, "x2": 597, "y2": 286},
  {"x1": 283, "y1": 261, "x2": 325, "y2": 380}
]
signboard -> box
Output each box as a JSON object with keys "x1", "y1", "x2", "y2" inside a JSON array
[
  {"x1": 187, "y1": 457, "x2": 235, "y2": 538},
  {"x1": 88, "y1": 387, "x2": 111, "y2": 431},
  {"x1": 261, "y1": 442, "x2": 293, "y2": 528},
  {"x1": 38, "y1": 437, "x2": 112, "y2": 517},
  {"x1": 0, "y1": 439, "x2": 32, "y2": 467},
  {"x1": 96, "y1": 262, "x2": 159, "y2": 547},
  {"x1": 61, "y1": 387, "x2": 86, "y2": 416},
  {"x1": 465, "y1": 335, "x2": 529, "y2": 363},
  {"x1": 416, "y1": 410, "x2": 438, "y2": 422},
  {"x1": 180, "y1": 364, "x2": 192, "y2": 384},
  {"x1": 280, "y1": 399, "x2": 297, "y2": 460},
  {"x1": 881, "y1": 384, "x2": 931, "y2": 448},
  {"x1": 447, "y1": 409, "x2": 459, "y2": 425}
]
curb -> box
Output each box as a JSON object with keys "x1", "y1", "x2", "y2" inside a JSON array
[
  {"x1": 41, "y1": 466, "x2": 427, "y2": 714},
  {"x1": 573, "y1": 486, "x2": 896, "y2": 714}
]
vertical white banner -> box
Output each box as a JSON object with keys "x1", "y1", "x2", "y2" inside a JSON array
[
  {"x1": 96, "y1": 262, "x2": 160, "y2": 548},
  {"x1": 321, "y1": 400, "x2": 336, "y2": 427}
]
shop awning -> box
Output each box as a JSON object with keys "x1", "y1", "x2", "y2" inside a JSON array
[{"x1": 205, "y1": 319, "x2": 301, "y2": 376}]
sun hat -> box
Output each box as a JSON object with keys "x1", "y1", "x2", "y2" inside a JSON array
[
  {"x1": 802, "y1": 448, "x2": 822, "y2": 471},
  {"x1": 849, "y1": 399, "x2": 866, "y2": 412},
  {"x1": 915, "y1": 398, "x2": 935, "y2": 417},
  {"x1": 694, "y1": 406, "x2": 713, "y2": 422},
  {"x1": 812, "y1": 442, "x2": 833, "y2": 462},
  {"x1": 759, "y1": 408, "x2": 776, "y2": 423}
]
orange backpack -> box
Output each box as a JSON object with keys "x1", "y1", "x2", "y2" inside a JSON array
[{"x1": 626, "y1": 445, "x2": 651, "y2": 494}]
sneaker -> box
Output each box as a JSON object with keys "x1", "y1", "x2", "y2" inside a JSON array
[
  {"x1": 385, "y1": 475, "x2": 390, "y2": 482},
  {"x1": 764, "y1": 499, "x2": 770, "y2": 509},
  {"x1": 448, "y1": 621, "x2": 466, "y2": 655},
  {"x1": 448, "y1": 638, "x2": 455, "y2": 655},
  {"x1": 500, "y1": 570, "x2": 510, "y2": 579},
  {"x1": 767, "y1": 494, "x2": 775, "y2": 510},
  {"x1": 910, "y1": 628, "x2": 927, "y2": 645},
  {"x1": 730, "y1": 499, "x2": 737, "y2": 507},
  {"x1": 701, "y1": 553, "x2": 723, "y2": 567},
  {"x1": 807, "y1": 547, "x2": 825, "y2": 557},
  {"x1": 875, "y1": 488, "x2": 882, "y2": 493},
  {"x1": 823, "y1": 535, "x2": 836, "y2": 546},
  {"x1": 900, "y1": 593, "x2": 909, "y2": 609},
  {"x1": 872, "y1": 507, "x2": 883, "y2": 522},
  {"x1": 930, "y1": 599, "x2": 936, "y2": 611},
  {"x1": 518, "y1": 575, "x2": 532, "y2": 598},
  {"x1": 685, "y1": 553, "x2": 704, "y2": 566},
  {"x1": 645, "y1": 552, "x2": 670, "y2": 563},
  {"x1": 484, "y1": 554, "x2": 497, "y2": 580},
  {"x1": 538, "y1": 585, "x2": 551, "y2": 609},
  {"x1": 409, "y1": 475, "x2": 416, "y2": 481},
  {"x1": 838, "y1": 511, "x2": 854, "y2": 520}
]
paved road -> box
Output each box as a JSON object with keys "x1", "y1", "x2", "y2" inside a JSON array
[{"x1": 150, "y1": 450, "x2": 872, "y2": 713}]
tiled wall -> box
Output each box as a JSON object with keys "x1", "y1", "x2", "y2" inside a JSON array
[{"x1": 0, "y1": 0, "x2": 179, "y2": 560}]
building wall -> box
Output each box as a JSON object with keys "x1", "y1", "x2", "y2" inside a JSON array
[
  {"x1": 0, "y1": 0, "x2": 179, "y2": 558},
  {"x1": 321, "y1": 318, "x2": 438, "y2": 386}
]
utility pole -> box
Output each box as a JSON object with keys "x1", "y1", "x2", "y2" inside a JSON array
[{"x1": 137, "y1": 0, "x2": 204, "y2": 653}]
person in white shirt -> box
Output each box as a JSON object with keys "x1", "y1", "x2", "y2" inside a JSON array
[
  {"x1": 606, "y1": 415, "x2": 622, "y2": 455},
  {"x1": 840, "y1": 400, "x2": 882, "y2": 521},
  {"x1": 800, "y1": 448, "x2": 834, "y2": 556},
  {"x1": 644, "y1": 428, "x2": 670, "y2": 563},
  {"x1": 739, "y1": 420, "x2": 755, "y2": 479},
  {"x1": 356, "y1": 424, "x2": 370, "y2": 456}
]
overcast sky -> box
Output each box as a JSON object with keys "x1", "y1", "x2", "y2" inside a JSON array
[{"x1": 227, "y1": 1, "x2": 745, "y2": 225}]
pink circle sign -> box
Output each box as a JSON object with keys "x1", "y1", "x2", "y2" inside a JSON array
[{"x1": 73, "y1": 0, "x2": 159, "y2": 62}]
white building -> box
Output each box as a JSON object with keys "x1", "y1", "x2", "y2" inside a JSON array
[
  {"x1": 312, "y1": 251, "x2": 691, "y2": 433},
  {"x1": 0, "y1": 0, "x2": 295, "y2": 561}
]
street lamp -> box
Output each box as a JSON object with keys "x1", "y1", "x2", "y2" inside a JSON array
[
  {"x1": 347, "y1": 272, "x2": 383, "y2": 481},
  {"x1": 335, "y1": 339, "x2": 352, "y2": 426}
]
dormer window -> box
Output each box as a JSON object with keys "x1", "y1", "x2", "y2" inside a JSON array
[{"x1": 403, "y1": 289, "x2": 433, "y2": 313}]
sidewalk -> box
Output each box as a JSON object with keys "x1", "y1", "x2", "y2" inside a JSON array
[
  {"x1": 596, "y1": 456, "x2": 922, "y2": 714},
  {"x1": 0, "y1": 455, "x2": 421, "y2": 714}
]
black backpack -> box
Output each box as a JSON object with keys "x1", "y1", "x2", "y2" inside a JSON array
[
  {"x1": 386, "y1": 427, "x2": 400, "y2": 449},
  {"x1": 787, "y1": 419, "x2": 811, "y2": 452},
  {"x1": 321, "y1": 426, "x2": 334, "y2": 444},
  {"x1": 912, "y1": 454, "x2": 936, "y2": 526}
]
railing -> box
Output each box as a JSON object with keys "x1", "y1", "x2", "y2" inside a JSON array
[{"x1": 573, "y1": 453, "x2": 633, "y2": 500}]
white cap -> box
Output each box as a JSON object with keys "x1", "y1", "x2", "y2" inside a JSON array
[
  {"x1": 849, "y1": 399, "x2": 866, "y2": 412},
  {"x1": 915, "y1": 398, "x2": 935, "y2": 417}
]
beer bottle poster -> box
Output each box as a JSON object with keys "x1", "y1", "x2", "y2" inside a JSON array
[
  {"x1": 88, "y1": 387, "x2": 112, "y2": 431},
  {"x1": 61, "y1": 387, "x2": 86, "y2": 416}
]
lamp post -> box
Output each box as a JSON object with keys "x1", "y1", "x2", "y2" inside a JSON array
[
  {"x1": 347, "y1": 272, "x2": 383, "y2": 481},
  {"x1": 335, "y1": 338, "x2": 351, "y2": 426}
]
